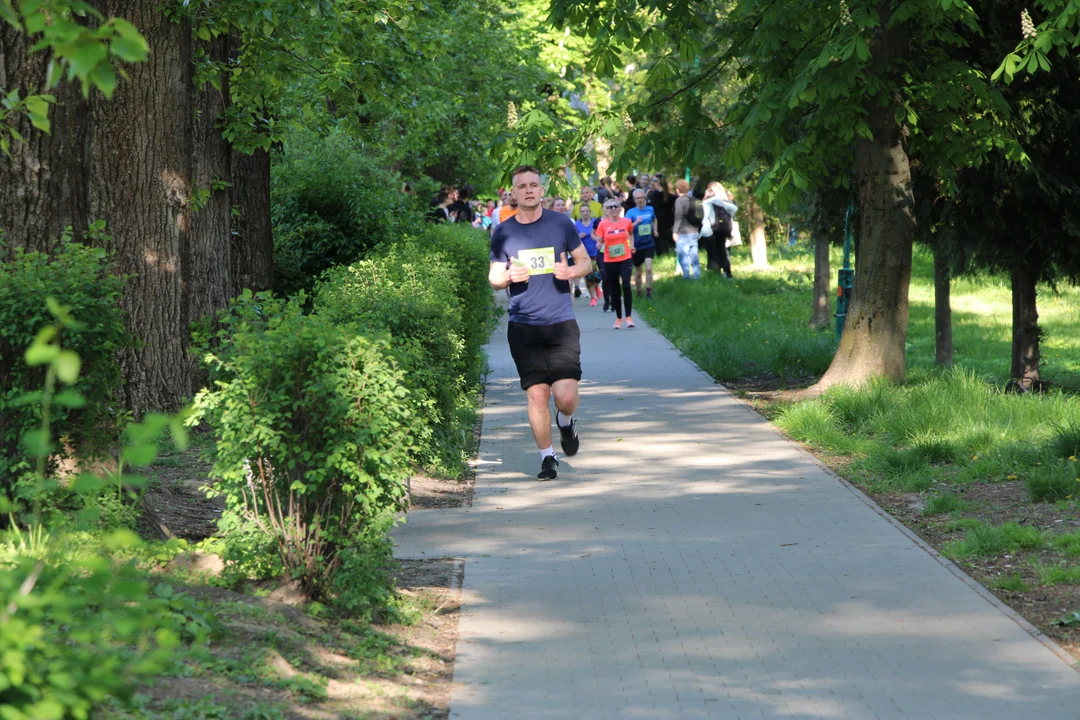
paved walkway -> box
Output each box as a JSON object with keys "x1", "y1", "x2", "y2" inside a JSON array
[{"x1": 393, "y1": 294, "x2": 1080, "y2": 719}]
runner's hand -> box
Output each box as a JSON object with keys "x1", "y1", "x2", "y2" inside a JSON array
[
  {"x1": 553, "y1": 252, "x2": 574, "y2": 281},
  {"x1": 508, "y1": 260, "x2": 530, "y2": 284}
]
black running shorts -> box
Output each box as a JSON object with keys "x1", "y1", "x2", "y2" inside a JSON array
[
  {"x1": 632, "y1": 246, "x2": 655, "y2": 267},
  {"x1": 507, "y1": 319, "x2": 582, "y2": 390}
]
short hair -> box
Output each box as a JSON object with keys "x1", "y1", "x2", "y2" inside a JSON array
[
  {"x1": 633, "y1": 189, "x2": 646, "y2": 199},
  {"x1": 579, "y1": 202, "x2": 592, "y2": 211},
  {"x1": 600, "y1": 177, "x2": 611, "y2": 187},
  {"x1": 675, "y1": 178, "x2": 690, "y2": 193},
  {"x1": 626, "y1": 175, "x2": 637, "y2": 185},
  {"x1": 510, "y1": 165, "x2": 541, "y2": 184}
]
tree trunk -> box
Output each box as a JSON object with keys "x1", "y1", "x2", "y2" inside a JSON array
[
  {"x1": 809, "y1": 234, "x2": 831, "y2": 329},
  {"x1": 1009, "y1": 264, "x2": 1041, "y2": 391},
  {"x1": 230, "y1": 147, "x2": 274, "y2": 295},
  {"x1": 746, "y1": 191, "x2": 768, "y2": 268},
  {"x1": 90, "y1": 0, "x2": 193, "y2": 414},
  {"x1": 813, "y1": 4, "x2": 912, "y2": 392},
  {"x1": 189, "y1": 34, "x2": 233, "y2": 323},
  {"x1": 0, "y1": 27, "x2": 89, "y2": 253},
  {"x1": 933, "y1": 239, "x2": 953, "y2": 367}
]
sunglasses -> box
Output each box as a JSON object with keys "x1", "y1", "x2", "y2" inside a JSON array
[{"x1": 604, "y1": 204, "x2": 619, "y2": 209}]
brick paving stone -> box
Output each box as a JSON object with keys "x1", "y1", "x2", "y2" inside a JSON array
[{"x1": 393, "y1": 293, "x2": 1080, "y2": 719}]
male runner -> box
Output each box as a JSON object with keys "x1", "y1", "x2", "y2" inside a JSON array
[
  {"x1": 625, "y1": 189, "x2": 657, "y2": 298},
  {"x1": 489, "y1": 166, "x2": 593, "y2": 481}
]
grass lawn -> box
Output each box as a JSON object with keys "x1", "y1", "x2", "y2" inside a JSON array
[{"x1": 643, "y1": 241, "x2": 1080, "y2": 658}]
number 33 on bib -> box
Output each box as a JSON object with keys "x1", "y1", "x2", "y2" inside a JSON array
[{"x1": 517, "y1": 247, "x2": 556, "y2": 275}]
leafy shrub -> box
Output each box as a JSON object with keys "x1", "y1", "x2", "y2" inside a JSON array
[
  {"x1": 271, "y1": 130, "x2": 419, "y2": 296},
  {"x1": 192, "y1": 297, "x2": 413, "y2": 597},
  {"x1": 314, "y1": 225, "x2": 495, "y2": 472},
  {"x1": 0, "y1": 550, "x2": 184, "y2": 719},
  {"x1": 0, "y1": 228, "x2": 130, "y2": 491}
]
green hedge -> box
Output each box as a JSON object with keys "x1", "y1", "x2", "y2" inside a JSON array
[
  {"x1": 271, "y1": 131, "x2": 420, "y2": 297},
  {"x1": 0, "y1": 229, "x2": 130, "y2": 490},
  {"x1": 313, "y1": 224, "x2": 495, "y2": 473}
]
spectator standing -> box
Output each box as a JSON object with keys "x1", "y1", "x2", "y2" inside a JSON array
[
  {"x1": 621, "y1": 175, "x2": 637, "y2": 213},
  {"x1": 701, "y1": 181, "x2": 739, "y2": 278},
  {"x1": 672, "y1": 179, "x2": 702, "y2": 279},
  {"x1": 648, "y1": 175, "x2": 676, "y2": 255},
  {"x1": 626, "y1": 189, "x2": 657, "y2": 298},
  {"x1": 448, "y1": 184, "x2": 476, "y2": 224},
  {"x1": 428, "y1": 185, "x2": 458, "y2": 223},
  {"x1": 597, "y1": 177, "x2": 614, "y2": 204}
]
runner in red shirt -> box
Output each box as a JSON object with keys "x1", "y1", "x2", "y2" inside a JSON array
[{"x1": 594, "y1": 200, "x2": 636, "y2": 329}]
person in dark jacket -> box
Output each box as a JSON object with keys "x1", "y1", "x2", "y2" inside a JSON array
[{"x1": 648, "y1": 175, "x2": 676, "y2": 254}]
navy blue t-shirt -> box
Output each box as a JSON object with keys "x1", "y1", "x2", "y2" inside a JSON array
[{"x1": 490, "y1": 210, "x2": 583, "y2": 326}]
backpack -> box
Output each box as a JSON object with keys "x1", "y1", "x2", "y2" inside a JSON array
[
  {"x1": 687, "y1": 197, "x2": 704, "y2": 229},
  {"x1": 711, "y1": 205, "x2": 733, "y2": 240}
]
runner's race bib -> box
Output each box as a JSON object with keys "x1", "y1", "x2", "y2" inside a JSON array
[
  {"x1": 517, "y1": 247, "x2": 556, "y2": 275},
  {"x1": 638, "y1": 222, "x2": 653, "y2": 237},
  {"x1": 608, "y1": 242, "x2": 628, "y2": 259}
]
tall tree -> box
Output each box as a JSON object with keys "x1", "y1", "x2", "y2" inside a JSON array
[{"x1": 90, "y1": 0, "x2": 194, "y2": 411}]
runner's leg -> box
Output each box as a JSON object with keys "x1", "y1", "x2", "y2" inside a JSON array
[
  {"x1": 526, "y1": 383, "x2": 553, "y2": 450},
  {"x1": 551, "y1": 378, "x2": 579, "y2": 419},
  {"x1": 606, "y1": 262, "x2": 624, "y2": 318},
  {"x1": 620, "y1": 261, "x2": 633, "y2": 319},
  {"x1": 645, "y1": 256, "x2": 654, "y2": 292}
]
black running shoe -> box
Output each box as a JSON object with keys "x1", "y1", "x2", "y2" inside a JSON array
[
  {"x1": 558, "y1": 418, "x2": 579, "y2": 457},
  {"x1": 537, "y1": 455, "x2": 559, "y2": 481},
  {"x1": 574, "y1": 287, "x2": 582, "y2": 298}
]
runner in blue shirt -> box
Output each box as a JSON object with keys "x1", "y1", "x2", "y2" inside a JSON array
[
  {"x1": 489, "y1": 165, "x2": 593, "y2": 481},
  {"x1": 625, "y1": 189, "x2": 657, "y2": 299},
  {"x1": 574, "y1": 203, "x2": 603, "y2": 307}
]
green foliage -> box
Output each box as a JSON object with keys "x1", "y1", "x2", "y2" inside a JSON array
[
  {"x1": 922, "y1": 493, "x2": 967, "y2": 516},
  {"x1": 1, "y1": 307, "x2": 199, "y2": 720},
  {"x1": 270, "y1": 131, "x2": 418, "y2": 296},
  {"x1": 642, "y1": 254, "x2": 836, "y2": 383},
  {"x1": 1051, "y1": 532, "x2": 1080, "y2": 557},
  {"x1": 989, "y1": 572, "x2": 1031, "y2": 593},
  {"x1": 943, "y1": 522, "x2": 1046, "y2": 559},
  {"x1": 191, "y1": 296, "x2": 414, "y2": 598},
  {"x1": 1035, "y1": 563, "x2": 1080, "y2": 587},
  {"x1": 1025, "y1": 460, "x2": 1077, "y2": 503},
  {"x1": 314, "y1": 224, "x2": 495, "y2": 474},
  {"x1": 330, "y1": 515, "x2": 395, "y2": 623},
  {"x1": 0, "y1": 228, "x2": 130, "y2": 491}
]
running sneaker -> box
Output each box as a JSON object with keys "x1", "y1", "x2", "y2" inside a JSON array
[
  {"x1": 613, "y1": 318, "x2": 622, "y2": 329},
  {"x1": 637, "y1": 288, "x2": 643, "y2": 298},
  {"x1": 558, "y1": 418, "x2": 579, "y2": 457},
  {"x1": 626, "y1": 317, "x2": 636, "y2": 328},
  {"x1": 646, "y1": 288, "x2": 653, "y2": 299},
  {"x1": 574, "y1": 287, "x2": 582, "y2": 298},
  {"x1": 537, "y1": 455, "x2": 559, "y2": 481},
  {"x1": 589, "y1": 297, "x2": 597, "y2": 307}
]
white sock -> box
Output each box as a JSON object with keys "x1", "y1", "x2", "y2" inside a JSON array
[
  {"x1": 556, "y1": 411, "x2": 573, "y2": 428},
  {"x1": 539, "y1": 446, "x2": 556, "y2": 461}
]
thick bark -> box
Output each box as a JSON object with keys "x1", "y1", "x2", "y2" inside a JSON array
[
  {"x1": 813, "y1": 4, "x2": 913, "y2": 391},
  {"x1": 0, "y1": 28, "x2": 89, "y2": 252},
  {"x1": 746, "y1": 192, "x2": 769, "y2": 268},
  {"x1": 189, "y1": 34, "x2": 233, "y2": 323},
  {"x1": 90, "y1": 0, "x2": 193, "y2": 413},
  {"x1": 1009, "y1": 264, "x2": 1041, "y2": 390},
  {"x1": 933, "y1": 240, "x2": 953, "y2": 367},
  {"x1": 809, "y1": 234, "x2": 831, "y2": 329},
  {"x1": 230, "y1": 148, "x2": 274, "y2": 295}
]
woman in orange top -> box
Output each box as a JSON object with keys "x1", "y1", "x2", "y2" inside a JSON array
[{"x1": 594, "y1": 200, "x2": 636, "y2": 329}]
